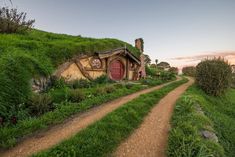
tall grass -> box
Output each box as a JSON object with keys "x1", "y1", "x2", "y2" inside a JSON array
[{"x1": 167, "y1": 85, "x2": 235, "y2": 157}]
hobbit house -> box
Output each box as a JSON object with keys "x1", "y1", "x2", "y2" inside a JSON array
[{"x1": 53, "y1": 38, "x2": 146, "y2": 82}]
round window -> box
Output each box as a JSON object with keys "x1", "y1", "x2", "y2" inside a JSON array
[{"x1": 91, "y1": 58, "x2": 102, "y2": 69}]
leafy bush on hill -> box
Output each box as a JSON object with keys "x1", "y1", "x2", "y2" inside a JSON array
[
  {"x1": 182, "y1": 66, "x2": 196, "y2": 77},
  {"x1": 145, "y1": 65, "x2": 158, "y2": 77},
  {"x1": 169, "y1": 67, "x2": 179, "y2": 74},
  {"x1": 231, "y1": 73, "x2": 235, "y2": 88},
  {"x1": 68, "y1": 89, "x2": 85, "y2": 103},
  {"x1": 0, "y1": 7, "x2": 35, "y2": 33},
  {"x1": 196, "y1": 58, "x2": 232, "y2": 96},
  {"x1": 146, "y1": 65, "x2": 176, "y2": 80},
  {"x1": 0, "y1": 52, "x2": 49, "y2": 119},
  {"x1": 28, "y1": 94, "x2": 53, "y2": 116},
  {"x1": 160, "y1": 71, "x2": 176, "y2": 81}
]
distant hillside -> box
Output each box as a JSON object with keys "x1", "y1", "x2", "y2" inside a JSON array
[{"x1": 0, "y1": 29, "x2": 141, "y2": 111}]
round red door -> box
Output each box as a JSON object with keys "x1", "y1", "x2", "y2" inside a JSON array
[{"x1": 110, "y1": 60, "x2": 124, "y2": 80}]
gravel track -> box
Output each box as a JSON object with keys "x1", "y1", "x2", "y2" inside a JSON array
[{"x1": 114, "y1": 78, "x2": 194, "y2": 157}]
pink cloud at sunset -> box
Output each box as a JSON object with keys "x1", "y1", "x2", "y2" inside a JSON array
[{"x1": 169, "y1": 51, "x2": 235, "y2": 69}]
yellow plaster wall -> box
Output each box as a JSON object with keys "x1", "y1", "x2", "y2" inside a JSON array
[
  {"x1": 128, "y1": 71, "x2": 134, "y2": 80},
  {"x1": 80, "y1": 57, "x2": 91, "y2": 68},
  {"x1": 88, "y1": 71, "x2": 106, "y2": 79},
  {"x1": 61, "y1": 63, "x2": 86, "y2": 81}
]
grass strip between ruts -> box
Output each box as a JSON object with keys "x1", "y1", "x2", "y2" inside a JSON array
[{"x1": 33, "y1": 78, "x2": 188, "y2": 157}]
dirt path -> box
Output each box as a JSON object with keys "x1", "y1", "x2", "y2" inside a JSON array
[
  {"x1": 114, "y1": 78, "x2": 194, "y2": 157},
  {"x1": 1, "y1": 79, "x2": 180, "y2": 157}
]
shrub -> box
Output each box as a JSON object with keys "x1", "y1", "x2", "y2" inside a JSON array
[
  {"x1": 182, "y1": 66, "x2": 196, "y2": 77},
  {"x1": 103, "y1": 85, "x2": 115, "y2": 93},
  {"x1": 93, "y1": 88, "x2": 105, "y2": 96},
  {"x1": 196, "y1": 58, "x2": 232, "y2": 96},
  {"x1": 169, "y1": 67, "x2": 179, "y2": 74},
  {"x1": 50, "y1": 88, "x2": 69, "y2": 103},
  {"x1": 51, "y1": 78, "x2": 67, "y2": 89},
  {"x1": 0, "y1": 7, "x2": 35, "y2": 33},
  {"x1": 231, "y1": 73, "x2": 235, "y2": 88},
  {"x1": 0, "y1": 104, "x2": 30, "y2": 126},
  {"x1": 93, "y1": 75, "x2": 114, "y2": 84},
  {"x1": 140, "y1": 79, "x2": 154, "y2": 86},
  {"x1": 113, "y1": 83, "x2": 125, "y2": 89},
  {"x1": 140, "y1": 78, "x2": 163, "y2": 86},
  {"x1": 125, "y1": 83, "x2": 134, "y2": 89},
  {"x1": 160, "y1": 71, "x2": 175, "y2": 81},
  {"x1": 68, "y1": 89, "x2": 85, "y2": 102},
  {"x1": 28, "y1": 94, "x2": 53, "y2": 116},
  {"x1": 93, "y1": 85, "x2": 116, "y2": 96},
  {"x1": 145, "y1": 65, "x2": 157, "y2": 77},
  {"x1": 70, "y1": 79, "x2": 92, "y2": 89},
  {"x1": 0, "y1": 53, "x2": 49, "y2": 119}
]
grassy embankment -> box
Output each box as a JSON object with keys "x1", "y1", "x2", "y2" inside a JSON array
[
  {"x1": 167, "y1": 85, "x2": 235, "y2": 157},
  {"x1": 33, "y1": 78, "x2": 188, "y2": 157},
  {"x1": 0, "y1": 77, "x2": 169, "y2": 149}
]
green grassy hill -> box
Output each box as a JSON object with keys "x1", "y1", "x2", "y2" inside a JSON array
[{"x1": 0, "y1": 30, "x2": 141, "y2": 117}]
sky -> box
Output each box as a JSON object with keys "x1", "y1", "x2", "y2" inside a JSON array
[{"x1": 1, "y1": 0, "x2": 235, "y2": 68}]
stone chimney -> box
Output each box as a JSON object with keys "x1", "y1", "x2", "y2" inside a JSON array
[
  {"x1": 135, "y1": 38, "x2": 144, "y2": 53},
  {"x1": 135, "y1": 38, "x2": 146, "y2": 78}
]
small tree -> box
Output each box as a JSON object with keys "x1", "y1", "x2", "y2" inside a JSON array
[
  {"x1": 145, "y1": 65, "x2": 157, "y2": 77},
  {"x1": 157, "y1": 62, "x2": 170, "y2": 69},
  {"x1": 0, "y1": 7, "x2": 35, "y2": 33},
  {"x1": 230, "y1": 65, "x2": 235, "y2": 88},
  {"x1": 182, "y1": 66, "x2": 196, "y2": 77},
  {"x1": 144, "y1": 54, "x2": 151, "y2": 65},
  {"x1": 150, "y1": 64, "x2": 157, "y2": 68},
  {"x1": 169, "y1": 67, "x2": 179, "y2": 74},
  {"x1": 196, "y1": 58, "x2": 232, "y2": 96},
  {"x1": 155, "y1": 59, "x2": 158, "y2": 65}
]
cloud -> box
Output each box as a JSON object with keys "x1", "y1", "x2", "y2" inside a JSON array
[
  {"x1": 172, "y1": 51, "x2": 235, "y2": 62},
  {"x1": 170, "y1": 51, "x2": 235, "y2": 68}
]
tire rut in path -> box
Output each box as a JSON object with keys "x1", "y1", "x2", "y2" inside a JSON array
[
  {"x1": 1, "y1": 79, "x2": 180, "y2": 157},
  {"x1": 114, "y1": 78, "x2": 194, "y2": 157}
]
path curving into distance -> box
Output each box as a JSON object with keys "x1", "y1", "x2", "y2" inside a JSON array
[
  {"x1": 114, "y1": 77, "x2": 194, "y2": 157},
  {"x1": 1, "y1": 78, "x2": 181, "y2": 157}
]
